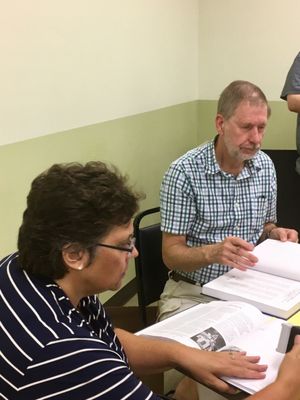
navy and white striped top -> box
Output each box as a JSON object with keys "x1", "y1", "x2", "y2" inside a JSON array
[{"x1": 0, "y1": 253, "x2": 160, "y2": 400}]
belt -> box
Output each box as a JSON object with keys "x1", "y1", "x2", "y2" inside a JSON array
[{"x1": 169, "y1": 270, "x2": 203, "y2": 287}]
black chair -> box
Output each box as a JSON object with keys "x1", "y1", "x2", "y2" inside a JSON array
[
  {"x1": 263, "y1": 149, "x2": 300, "y2": 233},
  {"x1": 133, "y1": 207, "x2": 169, "y2": 327}
]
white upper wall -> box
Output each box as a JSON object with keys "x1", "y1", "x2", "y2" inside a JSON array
[
  {"x1": 198, "y1": 0, "x2": 300, "y2": 100},
  {"x1": 0, "y1": 0, "x2": 200, "y2": 145},
  {"x1": 3, "y1": 0, "x2": 300, "y2": 146}
]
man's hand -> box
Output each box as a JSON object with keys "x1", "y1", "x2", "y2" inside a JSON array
[
  {"x1": 268, "y1": 227, "x2": 298, "y2": 243},
  {"x1": 205, "y1": 236, "x2": 258, "y2": 271}
]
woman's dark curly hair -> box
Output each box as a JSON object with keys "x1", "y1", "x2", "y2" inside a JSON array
[{"x1": 18, "y1": 161, "x2": 142, "y2": 280}]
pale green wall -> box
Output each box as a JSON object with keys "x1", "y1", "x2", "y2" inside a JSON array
[
  {"x1": 1, "y1": 98, "x2": 297, "y2": 303},
  {"x1": 0, "y1": 101, "x2": 198, "y2": 302},
  {"x1": 1, "y1": 99, "x2": 296, "y2": 258},
  {"x1": 197, "y1": 100, "x2": 297, "y2": 149}
]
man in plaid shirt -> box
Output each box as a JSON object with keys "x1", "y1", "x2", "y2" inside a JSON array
[{"x1": 159, "y1": 80, "x2": 298, "y2": 322}]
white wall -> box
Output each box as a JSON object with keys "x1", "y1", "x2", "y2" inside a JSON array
[
  {"x1": 0, "y1": 0, "x2": 199, "y2": 145},
  {"x1": 198, "y1": 0, "x2": 300, "y2": 100},
  {"x1": 2, "y1": 0, "x2": 300, "y2": 146}
]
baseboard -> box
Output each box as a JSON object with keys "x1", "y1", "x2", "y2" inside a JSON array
[{"x1": 104, "y1": 278, "x2": 137, "y2": 306}]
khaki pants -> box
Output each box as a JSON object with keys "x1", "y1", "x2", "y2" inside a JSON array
[{"x1": 158, "y1": 278, "x2": 214, "y2": 322}]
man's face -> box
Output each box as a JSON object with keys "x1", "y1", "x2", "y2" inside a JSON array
[{"x1": 217, "y1": 101, "x2": 268, "y2": 162}]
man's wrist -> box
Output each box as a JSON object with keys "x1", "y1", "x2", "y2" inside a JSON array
[
  {"x1": 259, "y1": 224, "x2": 277, "y2": 243},
  {"x1": 266, "y1": 224, "x2": 277, "y2": 239}
]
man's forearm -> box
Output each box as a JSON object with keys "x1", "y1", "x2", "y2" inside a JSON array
[
  {"x1": 162, "y1": 234, "x2": 257, "y2": 273},
  {"x1": 287, "y1": 93, "x2": 300, "y2": 113},
  {"x1": 162, "y1": 241, "x2": 212, "y2": 272}
]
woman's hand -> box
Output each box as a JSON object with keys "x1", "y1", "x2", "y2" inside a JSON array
[{"x1": 174, "y1": 346, "x2": 267, "y2": 395}]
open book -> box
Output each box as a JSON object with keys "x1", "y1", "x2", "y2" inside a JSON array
[
  {"x1": 137, "y1": 300, "x2": 284, "y2": 395},
  {"x1": 202, "y1": 239, "x2": 300, "y2": 319}
]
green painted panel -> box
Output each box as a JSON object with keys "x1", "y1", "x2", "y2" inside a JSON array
[{"x1": 0, "y1": 101, "x2": 199, "y2": 301}]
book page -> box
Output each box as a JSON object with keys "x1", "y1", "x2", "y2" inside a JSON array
[
  {"x1": 252, "y1": 239, "x2": 300, "y2": 281},
  {"x1": 137, "y1": 300, "x2": 285, "y2": 394},
  {"x1": 221, "y1": 317, "x2": 284, "y2": 394},
  {"x1": 202, "y1": 268, "x2": 300, "y2": 318},
  {"x1": 137, "y1": 301, "x2": 265, "y2": 350}
]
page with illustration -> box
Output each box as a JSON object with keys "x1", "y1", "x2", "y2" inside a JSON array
[
  {"x1": 137, "y1": 301, "x2": 265, "y2": 350},
  {"x1": 137, "y1": 300, "x2": 286, "y2": 394}
]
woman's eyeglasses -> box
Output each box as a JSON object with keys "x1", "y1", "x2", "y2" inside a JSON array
[{"x1": 96, "y1": 237, "x2": 136, "y2": 254}]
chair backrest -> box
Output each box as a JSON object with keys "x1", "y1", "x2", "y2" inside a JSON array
[{"x1": 133, "y1": 207, "x2": 169, "y2": 326}]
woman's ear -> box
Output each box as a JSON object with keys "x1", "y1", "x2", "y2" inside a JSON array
[{"x1": 62, "y1": 244, "x2": 87, "y2": 271}]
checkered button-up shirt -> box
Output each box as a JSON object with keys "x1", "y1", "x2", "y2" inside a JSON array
[{"x1": 160, "y1": 139, "x2": 277, "y2": 284}]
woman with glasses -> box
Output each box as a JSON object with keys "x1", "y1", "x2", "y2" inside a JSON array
[{"x1": 1, "y1": 161, "x2": 300, "y2": 400}]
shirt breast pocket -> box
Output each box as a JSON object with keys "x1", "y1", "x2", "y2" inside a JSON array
[{"x1": 251, "y1": 195, "x2": 268, "y2": 230}]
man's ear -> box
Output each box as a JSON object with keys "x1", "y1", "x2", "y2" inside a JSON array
[
  {"x1": 215, "y1": 114, "x2": 225, "y2": 135},
  {"x1": 62, "y1": 244, "x2": 87, "y2": 271}
]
